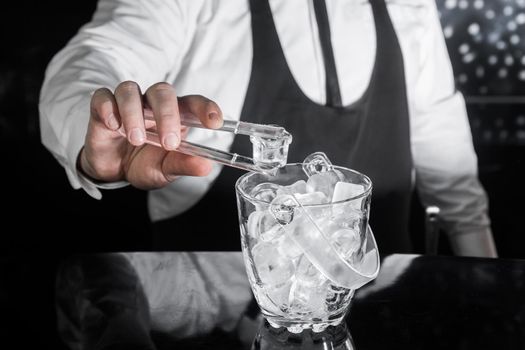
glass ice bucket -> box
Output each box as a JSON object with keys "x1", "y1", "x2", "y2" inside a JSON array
[{"x1": 236, "y1": 161, "x2": 380, "y2": 334}]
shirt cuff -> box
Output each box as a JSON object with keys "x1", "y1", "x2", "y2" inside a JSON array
[
  {"x1": 66, "y1": 158, "x2": 130, "y2": 200},
  {"x1": 78, "y1": 170, "x2": 130, "y2": 190},
  {"x1": 63, "y1": 99, "x2": 130, "y2": 199}
]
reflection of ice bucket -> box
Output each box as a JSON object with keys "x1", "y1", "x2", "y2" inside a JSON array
[
  {"x1": 252, "y1": 319, "x2": 355, "y2": 350},
  {"x1": 235, "y1": 163, "x2": 380, "y2": 334}
]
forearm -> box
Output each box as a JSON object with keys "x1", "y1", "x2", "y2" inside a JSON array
[
  {"x1": 39, "y1": 44, "x2": 129, "y2": 198},
  {"x1": 414, "y1": 128, "x2": 496, "y2": 257},
  {"x1": 39, "y1": 0, "x2": 188, "y2": 197},
  {"x1": 408, "y1": 0, "x2": 496, "y2": 257}
]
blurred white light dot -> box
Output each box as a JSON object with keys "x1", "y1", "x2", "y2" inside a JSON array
[
  {"x1": 496, "y1": 41, "x2": 507, "y2": 50},
  {"x1": 519, "y1": 70, "x2": 525, "y2": 81},
  {"x1": 499, "y1": 130, "x2": 509, "y2": 141},
  {"x1": 517, "y1": 115, "x2": 525, "y2": 126},
  {"x1": 468, "y1": 23, "x2": 480, "y2": 35},
  {"x1": 443, "y1": 25, "x2": 454, "y2": 38},
  {"x1": 473, "y1": 0, "x2": 484, "y2": 9},
  {"x1": 498, "y1": 68, "x2": 508, "y2": 78},
  {"x1": 517, "y1": 130, "x2": 525, "y2": 141},
  {"x1": 459, "y1": 43, "x2": 470, "y2": 54},
  {"x1": 458, "y1": 74, "x2": 468, "y2": 84},
  {"x1": 479, "y1": 86, "x2": 488, "y2": 94},
  {"x1": 463, "y1": 53, "x2": 476, "y2": 63},
  {"x1": 488, "y1": 32, "x2": 499, "y2": 43},
  {"x1": 510, "y1": 34, "x2": 520, "y2": 45},
  {"x1": 475, "y1": 66, "x2": 485, "y2": 77},
  {"x1": 516, "y1": 13, "x2": 525, "y2": 24},
  {"x1": 518, "y1": 0, "x2": 525, "y2": 7},
  {"x1": 445, "y1": 0, "x2": 457, "y2": 9},
  {"x1": 485, "y1": 9, "x2": 495, "y2": 19},
  {"x1": 459, "y1": 0, "x2": 468, "y2": 9},
  {"x1": 504, "y1": 6, "x2": 514, "y2": 16},
  {"x1": 507, "y1": 21, "x2": 518, "y2": 31},
  {"x1": 521, "y1": 56, "x2": 525, "y2": 65},
  {"x1": 495, "y1": 118, "x2": 504, "y2": 128},
  {"x1": 473, "y1": 34, "x2": 483, "y2": 43},
  {"x1": 504, "y1": 55, "x2": 514, "y2": 66},
  {"x1": 488, "y1": 55, "x2": 498, "y2": 65},
  {"x1": 483, "y1": 130, "x2": 492, "y2": 141}
]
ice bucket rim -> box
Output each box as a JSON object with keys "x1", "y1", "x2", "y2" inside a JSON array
[{"x1": 235, "y1": 163, "x2": 373, "y2": 207}]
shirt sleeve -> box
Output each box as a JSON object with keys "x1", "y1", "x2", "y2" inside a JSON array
[
  {"x1": 39, "y1": 0, "x2": 204, "y2": 199},
  {"x1": 408, "y1": 0, "x2": 492, "y2": 238}
]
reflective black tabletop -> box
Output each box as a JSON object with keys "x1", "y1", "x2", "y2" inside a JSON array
[{"x1": 55, "y1": 253, "x2": 525, "y2": 350}]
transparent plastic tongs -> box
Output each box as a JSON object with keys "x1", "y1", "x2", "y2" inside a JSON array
[{"x1": 119, "y1": 110, "x2": 293, "y2": 175}]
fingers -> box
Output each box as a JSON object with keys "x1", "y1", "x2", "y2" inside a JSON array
[
  {"x1": 87, "y1": 83, "x2": 221, "y2": 187},
  {"x1": 162, "y1": 151, "x2": 213, "y2": 180},
  {"x1": 90, "y1": 88, "x2": 120, "y2": 131},
  {"x1": 125, "y1": 145, "x2": 213, "y2": 189},
  {"x1": 143, "y1": 87, "x2": 223, "y2": 152},
  {"x1": 85, "y1": 88, "x2": 127, "y2": 182},
  {"x1": 145, "y1": 83, "x2": 181, "y2": 150},
  {"x1": 114, "y1": 81, "x2": 146, "y2": 146},
  {"x1": 178, "y1": 95, "x2": 223, "y2": 129}
]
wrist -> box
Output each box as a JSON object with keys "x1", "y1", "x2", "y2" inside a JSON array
[
  {"x1": 77, "y1": 147, "x2": 100, "y2": 183},
  {"x1": 76, "y1": 148, "x2": 130, "y2": 190},
  {"x1": 448, "y1": 229, "x2": 498, "y2": 258}
]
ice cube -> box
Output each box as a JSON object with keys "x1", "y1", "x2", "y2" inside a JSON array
[
  {"x1": 289, "y1": 191, "x2": 331, "y2": 223},
  {"x1": 258, "y1": 211, "x2": 284, "y2": 242},
  {"x1": 330, "y1": 228, "x2": 360, "y2": 260},
  {"x1": 250, "y1": 182, "x2": 281, "y2": 203},
  {"x1": 247, "y1": 210, "x2": 263, "y2": 238},
  {"x1": 289, "y1": 213, "x2": 326, "y2": 251},
  {"x1": 252, "y1": 241, "x2": 294, "y2": 286},
  {"x1": 276, "y1": 180, "x2": 308, "y2": 196},
  {"x1": 306, "y1": 171, "x2": 341, "y2": 200},
  {"x1": 298, "y1": 194, "x2": 332, "y2": 221},
  {"x1": 252, "y1": 284, "x2": 283, "y2": 316},
  {"x1": 247, "y1": 210, "x2": 284, "y2": 242},
  {"x1": 251, "y1": 133, "x2": 291, "y2": 169},
  {"x1": 325, "y1": 210, "x2": 362, "y2": 232},
  {"x1": 288, "y1": 278, "x2": 327, "y2": 317},
  {"x1": 272, "y1": 194, "x2": 365, "y2": 288},
  {"x1": 253, "y1": 277, "x2": 293, "y2": 315},
  {"x1": 295, "y1": 255, "x2": 327, "y2": 286},
  {"x1": 332, "y1": 182, "x2": 364, "y2": 202},
  {"x1": 265, "y1": 281, "x2": 293, "y2": 313},
  {"x1": 276, "y1": 233, "x2": 303, "y2": 259},
  {"x1": 332, "y1": 181, "x2": 365, "y2": 210},
  {"x1": 294, "y1": 191, "x2": 329, "y2": 205},
  {"x1": 270, "y1": 192, "x2": 330, "y2": 228}
]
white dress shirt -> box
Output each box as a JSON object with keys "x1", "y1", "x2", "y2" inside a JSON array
[{"x1": 39, "y1": 0, "x2": 492, "y2": 241}]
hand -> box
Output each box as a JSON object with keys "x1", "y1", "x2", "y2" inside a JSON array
[{"x1": 79, "y1": 81, "x2": 223, "y2": 189}]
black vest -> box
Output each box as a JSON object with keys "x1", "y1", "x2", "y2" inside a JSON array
[{"x1": 153, "y1": 0, "x2": 413, "y2": 255}]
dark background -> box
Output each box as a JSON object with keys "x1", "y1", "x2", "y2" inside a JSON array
[
  {"x1": 0, "y1": 0, "x2": 524, "y2": 348},
  {"x1": 436, "y1": 0, "x2": 525, "y2": 258}
]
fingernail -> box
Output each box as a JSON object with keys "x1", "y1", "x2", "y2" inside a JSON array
[
  {"x1": 163, "y1": 133, "x2": 179, "y2": 150},
  {"x1": 129, "y1": 128, "x2": 145, "y2": 145},
  {"x1": 107, "y1": 113, "x2": 119, "y2": 130}
]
